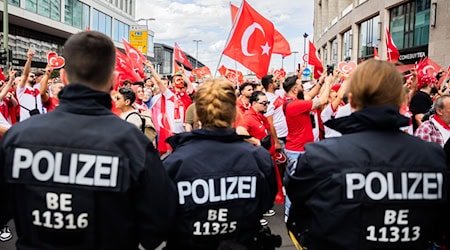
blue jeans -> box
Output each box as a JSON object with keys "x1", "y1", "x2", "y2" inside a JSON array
[{"x1": 284, "y1": 149, "x2": 304, "y2": 223}]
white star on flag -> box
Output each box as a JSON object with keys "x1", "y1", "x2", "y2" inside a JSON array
[{"x1": 261, "y1": 42, "x2": 271, "y2": 55}]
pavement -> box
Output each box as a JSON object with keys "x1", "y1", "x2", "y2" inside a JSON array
[{"x1": 0, "y1": 203, "x2": 296, "y2": 250}]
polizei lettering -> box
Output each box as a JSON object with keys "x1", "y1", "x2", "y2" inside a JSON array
[
  {"x1": 12, "y1": 148, "x2": 119, "y2": 187},
  {"x1": 178, "y1": 176, "x2": 256, "y2": 205},
  {"x1": 346, "y1": 172, "x2": 443, "y2": 200}
]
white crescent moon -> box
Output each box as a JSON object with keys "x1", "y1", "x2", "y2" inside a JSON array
[
  {"x1": 422, "y1": 65, "x2": 435, "y2": 75},
  {"x1": 129, "y1": 50, "x2": 140, "y2": 63},
  {"x1": 178, "y1": 51, "x2": 184, "y2": 60},
  {"x1": 49, "y1": 57, "x2": 58, "y2": 66},
  {"x1": 342, "y1": 64, "x2": 350, "y2": 73},
  {"x1": 241, "y1": 22, "x2": 265, "y2": 56}
]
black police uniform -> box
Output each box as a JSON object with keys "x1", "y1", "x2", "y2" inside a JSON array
[
  {"x1": 163, "y1": 129, "x2": 278, "y2": 250},
  {"x1": 286, "y1": 105, "x2": 450, "y2": 250},
  {"x1": 0, "y1": 84, "x2": 177, "y2": 250}
]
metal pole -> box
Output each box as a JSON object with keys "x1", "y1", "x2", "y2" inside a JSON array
[
  {"x1": 281, "y1": 56, "x2": 284, "y2": 69},
  {"x1": 3, "y1": 0, "x2": 9, "y2": 65},
  {"x1": 193, "y1": 39, "x2": 202, "y2": 69},
  {"x1": 303, "y1": 33, "x2": 309, "y2": 66}
]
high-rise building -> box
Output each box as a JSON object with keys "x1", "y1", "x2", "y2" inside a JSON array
[{"x1": 313, "y1": 0, "x2": 449, "y2": 69}]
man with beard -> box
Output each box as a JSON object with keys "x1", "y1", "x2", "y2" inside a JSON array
[{"x1": 16, "y1": 48, "x2": 44, "y2": 121}]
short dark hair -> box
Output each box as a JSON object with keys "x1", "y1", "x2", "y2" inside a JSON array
[
  {"x1": 63, "y1": 31, "x2": 116, "y2": 87},
  {"x1": 239, "y1": 82, "x2": 253, "y2": 93},
  {"x1": 119, "y1": 87, "x2": 136, "y2": 105},
  {"x1": 283, "y1": 75, "x2": 298, "y2": 93},
  {"x1": 261, "y1": 75, "x2": 273, "y2": 90},
  {"x1": 250, "y1": 91, "x2": 266, "y2": 104}
]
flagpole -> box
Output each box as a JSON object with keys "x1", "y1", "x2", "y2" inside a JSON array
[{"x1": 214, "y1": 0, "x2": 245, "y2": 77}]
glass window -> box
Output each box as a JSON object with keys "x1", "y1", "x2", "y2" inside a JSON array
[
  {"x1": 25, "y1": 0, "x2": 37, "y2": 12},
  {"x1": 9, "y1": 0, "x2": 20, "y2": 7},
  {"x1": 331, "y1": 39, "x2": 338, "y2": 65},
  {"x1": 37, "y1": 0, "x2": 50, "y2": 17},
  {"x1": 92, "y1": 9, "x2": 113, "y2": 38},
  {"x1": 389, "y1": 0, "x2": 430, "y2": 49},
  {"x1": 113, "y1": 19, "x2": 130, "y2": 42},
  {"x1": 65, "y1": 0, "x2": 89, "y2": 29},
  {"x1": 342, "y1": 29, "x2": 352, "y2": 61},
  {"x1": 359, "y1": 15, "x2": 380, "y2": 60},
  {"x1": 50, "y1": 0, "x2": 61, "y2": 21}
]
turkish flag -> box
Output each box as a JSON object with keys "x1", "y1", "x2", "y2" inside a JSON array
[
  {"x1": 122, "y1": 39, "x2": 146, "y2": 79},
  {"x1": 192, "y1": 66, "x2": 212, "y2": 79},
  {"x1": 307, "y1": 41, "x2": 323, "y2": 79},
  {"x1": 373, "y1": 46, "x2": 380, "y2": 60},
  {"x1": 174, "y1": 42, "x2": 193, "y2": 70},
  {"x1": 157, "y1": 94, "x2": 173, "y2": 154},
  {"x1": 218, "y1": 65, "x2": 244, "y2": 85},
  {"x1": 223, "y1": 0, "x2": 275, "y2": 79},
  {"x1": 115, "y1": 49, "x2": 142, "y2": 87},
  {"x1": 230, "y1": 3, "x2": 291, "y2": 57},
  {"x1": 385, "y1": 28, "x2": 400, "y2": 62}
]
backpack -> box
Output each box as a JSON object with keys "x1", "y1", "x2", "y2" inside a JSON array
[{"x1": 125, "y1": 110, "x2": 157, "y2": 141}]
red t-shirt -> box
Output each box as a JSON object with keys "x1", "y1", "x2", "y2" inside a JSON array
[
  {"x1": 236, "y1": 97, "x2": 250, "y2": 114},
  {"x1": 238, "y1": 107, "x2": 274, "y2": 153},
  {"x1": 284, "y1": 98, "x2": 313, "y2": 152}
]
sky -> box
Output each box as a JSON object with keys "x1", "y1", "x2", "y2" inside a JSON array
[{"x1": 135, "y1": 0, "x2": 314, "y2": 75}]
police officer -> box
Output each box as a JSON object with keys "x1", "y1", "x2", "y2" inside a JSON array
[
  {"x1": 285, "y1": 59, "x2": 449, "y2": 250},
  {"x1": 162, "y1": 78, "x2": 278, "y2": 250},
  {"x1": 0, "y1": 31, "x2": 177, "y2": 249}
]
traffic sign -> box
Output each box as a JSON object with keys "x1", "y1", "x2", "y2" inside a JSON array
[
  {"x1": 129, "y1": 30, "x2": 148, "y2": 54},
  {"x1": 302, "y1": 54, "x2": 308, "y2": 62},
  {"x1": 303, "y1": 68, "x2": 311, "y2": 77}
]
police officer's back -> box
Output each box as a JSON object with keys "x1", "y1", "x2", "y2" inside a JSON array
[
  {"x1": 0, "y1": 31, "x2": 177, "y2": 249},
  {"x1": 285, "y1": 59, "x2": 450, "y2": 250}
]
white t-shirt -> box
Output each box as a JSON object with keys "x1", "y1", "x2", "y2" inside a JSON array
[
  {"x1": 322, "y1": 103, "x2": 352, "y2": 138},
  {"x1": 265, "y1": 92, "x2": 288, "y2": 138},
  {"x1": 17, "y1": 84, "x2": 44, "y2": 121},
  {"x1": 121, "y1": 110, "x2": 142, "y2": 129},
  {"x1": 163, "y1": 89, "x2": 185, "y2": 134}
]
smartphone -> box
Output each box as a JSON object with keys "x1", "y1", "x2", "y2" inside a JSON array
[{"x1": 298, "y1": 63, "x2": 301, "y2": 71}]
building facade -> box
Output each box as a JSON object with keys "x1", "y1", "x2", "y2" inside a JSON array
[
  {"x1": 0, "y1": 0, "x2": 146, "y2": 68},
  {"x1": 314, "y1": 0, "x2": 449, "y2": 69},
  {"x1": 153, "y1": 42, "x2": 205, "y2": 76}
]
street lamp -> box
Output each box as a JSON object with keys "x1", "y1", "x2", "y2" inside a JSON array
[
  {"x1": 135, "y1": 18, "x2": 156, "y2": 29},
  {"x1": 303, "y1": 33, "x2": 309, "y2": 56},
  {"x1": 292, "y1": 51, "x2": 299, "y2": 72},
  {"x1": 193, "y1": 39, "x2": 202, "y2": 69}
]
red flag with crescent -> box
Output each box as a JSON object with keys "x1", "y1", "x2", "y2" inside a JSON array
[
  {"x1": 192, "y1": 66, "x2": 212, "y2": 79},
  {"x1": 174, "y1": 42, "x2": 193, "y2": 70},
  {"x1": 218, "y1": 65, "x2": 244, "y2": 85},
  {"x1": 157, "y1": 94, "x2": 173, "y2": 154},
  {"x1": 115, "y1": 49, "x2": 141, "y2": 88},
  {"x1": 223, "y1": 0, "x2": 275, "y2": 79},
  {"x1": 122, "y1": 39, "x2": 146, "y2": 79},
  {"x1": 307, "y1": 41, "x2": 323, "y2": 79},
  {"x1": 230, "y1": 3, "x2": 291, "y2": 57},
  {"x1": 385, "y1": 28, "x2": 400, "y2": 62}
]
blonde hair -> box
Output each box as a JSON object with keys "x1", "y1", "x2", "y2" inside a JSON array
[
  {"x1": 195, "y1": 79, "x2": 236, "y2": 129},
  {"x1": 349, "y1": 59, "x2": 404, "y2": 110}
]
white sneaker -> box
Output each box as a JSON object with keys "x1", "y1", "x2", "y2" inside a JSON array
[
  {"x1": 260, "y1": 219, "x2": 268, "y2": 226},
  {"x1": 0, "y1": 226, "x2": 12, "y2": 242},
  {"x1": 263, "y1": 209, "x2": 275, "y2": 217}
]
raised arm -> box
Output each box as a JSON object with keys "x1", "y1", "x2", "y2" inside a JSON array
[
  {"x1": 0, "y1": 68, "x2": 16, "y2": 100},
  {"x1": 40, "y1": 65, "x2": 53, "y2": 103},
  {"x1": 19, "y1": 48, "x2": 34, "y2": 89},
  {"x1": 144, "y1": 60, "x2": 166, "y2": 94},
  {"x1": 180, "y1": 65, "x2": 194, "y2": 95}
]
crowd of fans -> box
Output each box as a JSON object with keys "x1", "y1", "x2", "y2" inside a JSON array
[{"x1": 1, "y1": 39, "x2": 450, "y2": 248}]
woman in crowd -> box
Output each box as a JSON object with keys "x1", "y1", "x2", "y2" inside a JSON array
[{"x1": 163, "y1": 78, "x2": 278, "y2": 250}]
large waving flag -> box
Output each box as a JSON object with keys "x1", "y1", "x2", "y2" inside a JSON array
[
  {"x1": 174, "y1": 42, "x2": 193, "y2": 70},
  {"x1": 192, "y1": 66, "x2": 212, "y2": 79},
  {"x1": 115, "y1": 49, "x2": 141, "y2": 89},
  {"x1": 157, "y1": 94, "x2": 173, "y2": 154},
  {"x1": 122, "y1": 39, "x2": 146, "y2": 79},
  {"x1": 230, "y1": 3, "x2": 291, "y2": 57},
  {"x1": 223, "y1": 0, "x2": 275, "y2": 79},
  {"x1": 385, "y1": 28, "x2": 400, "y2": 62},
  {"x1": 307, "y1": 41, "x2": 323, "y2": 79}
]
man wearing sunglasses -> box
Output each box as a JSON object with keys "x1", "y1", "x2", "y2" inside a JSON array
[{"x1": 16, "y1": 48, "x2": 44, "y2": 121}]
